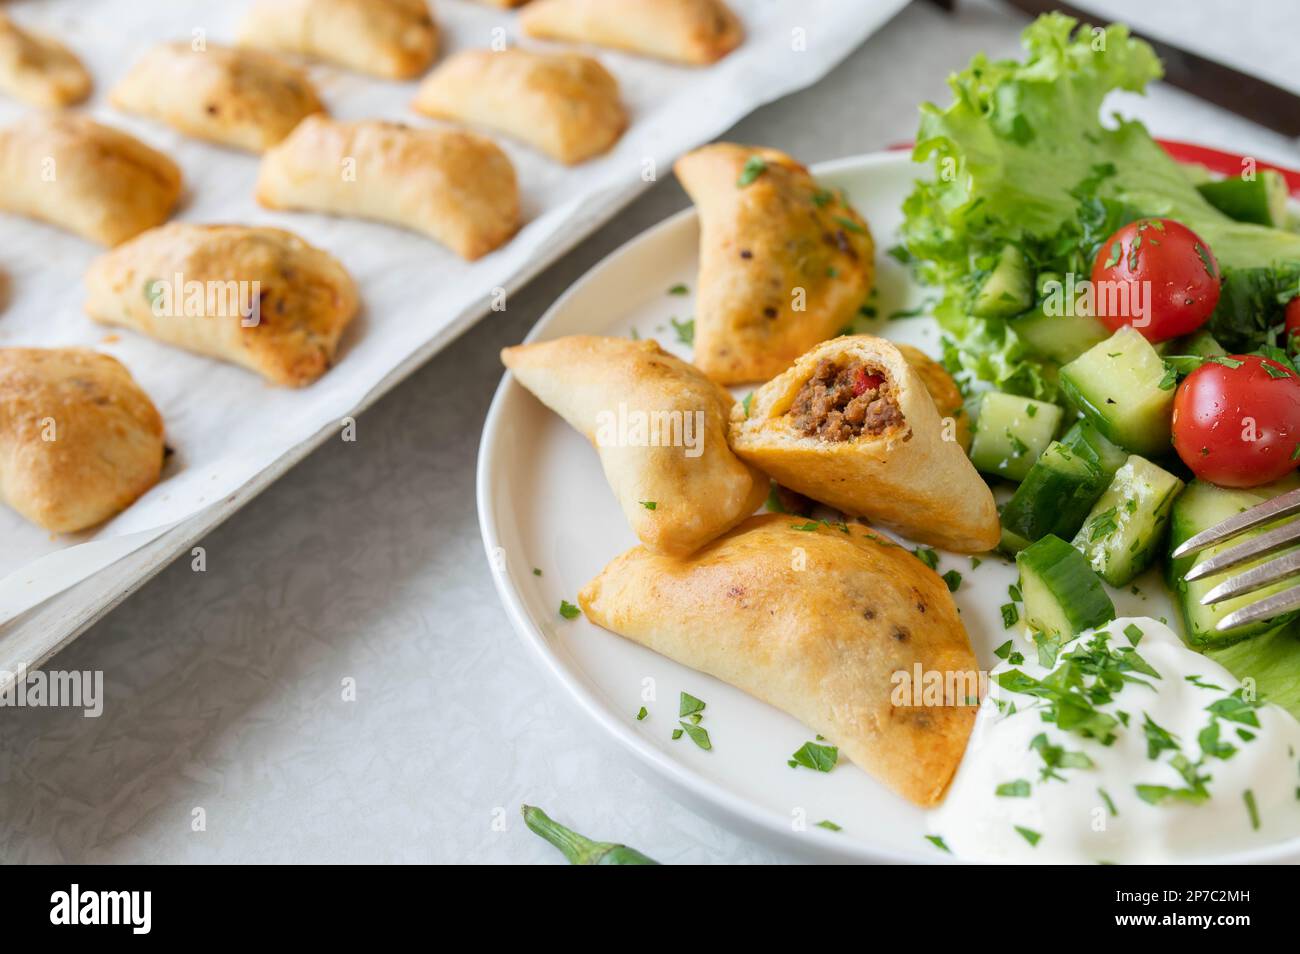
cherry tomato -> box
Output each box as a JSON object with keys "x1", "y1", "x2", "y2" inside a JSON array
[
  {"x1": 1172, "y1": 354, "x2": 1300, "y2": 487},
  {"x1": 1285, "y1": 297, "x2": 1300, "y2": 348},
  {"x1": 1090, "y1": 218, "x2": 1221, "y2": 343}
]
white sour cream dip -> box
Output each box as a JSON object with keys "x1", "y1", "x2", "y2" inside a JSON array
[{"x1": 930, "y1": 617, "x2": 1300, "y2": 863}]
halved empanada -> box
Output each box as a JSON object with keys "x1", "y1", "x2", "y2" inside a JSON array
[
  {"x1": 729, "y1": 336, "x2": 999, "y2": 553},
  {"x1": 580, "y1": 514, "x2": 980, "y2": 806},
  {"x1": 675, "y1": 143, "x2": 874, "y2": 385},
  {"x1": 520, "y1": 0, "x2": 742, "y2": 65},
  {"x1": 412, "y1": 49, "x2": 626, "y2": 165},
  {"x1": 238, "y1": 0, "x2": 438, "y2": 79},
  {"x1": 0, "y1": 114, "x2": 181, "y2": 246},
  {"x1": 111, "y1": 42, "x2": 325, "y2": 153},
  {"x1": 0, "y1": 13, "x2": 92, "y2": 108},
  {"x1": 0, "y1": 348, "x2": 164, "y2": 533},
  {"x1": 502, "y1": 335, "x2": 766, "y2": 557},
  {"x1": 257, "y1": 116, "x2": 520, "y2": 260},
  {"x1": 84, "y1": 224, "x2": 359, "y2": 387},
  {"x1": 897, "y1": 343, "x2": 971, "y2": 451}
]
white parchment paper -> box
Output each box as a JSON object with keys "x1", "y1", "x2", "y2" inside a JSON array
[{"x1": 0, "y1": 0, "x2": 908, "y2": 624}]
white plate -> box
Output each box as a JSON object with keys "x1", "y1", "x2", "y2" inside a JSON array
[{"x1": 476, "y1": 150, "x2": 1292, "y2": 863}]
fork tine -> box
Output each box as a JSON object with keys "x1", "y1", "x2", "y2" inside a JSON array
[
  {"x1": 1201, "y1": 549, "x2": 1300, "y2": 605},
  {"x1": 1215, "y1": 583, "x2": 1300, "y2": 632},
  {"x1": 1182, "y1": 517, "x2": 1300, "y2": 582},
  {"x1": 1171, "y1": 487, "x2": 1300, "y2": 560}
]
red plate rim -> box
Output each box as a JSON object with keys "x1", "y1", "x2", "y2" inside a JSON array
[{"x1": 887, "y1": 138, "x2": 1300, "y2": 196}]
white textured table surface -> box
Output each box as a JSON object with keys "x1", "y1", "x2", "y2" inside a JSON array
[{"x1": 2, "y1": 0, "x2": 1297, "y2": 865}]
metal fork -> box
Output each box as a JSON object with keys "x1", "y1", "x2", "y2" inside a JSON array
[{"x1": 1172, "y1": 487, "x2": 1300, "y2": 632}]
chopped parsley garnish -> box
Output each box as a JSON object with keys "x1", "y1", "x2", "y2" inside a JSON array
[
  {"x1": 678, "y1": 721, "x2": 711, "y2": 750},
  {"x1": 1207, "y1": 689, "x2": 1261, "y2": 728},
  {"x1": 995, "y1": 779, "x2": 1031, "y2": 798},
  {"x1": 815, "y1": 819, "x2": 842, "y2": 832},
  {"x1": 667, "y1": 283, "x2": 689, "y2": 296},
  {"x1": 924, "y1": 834, "x2": 951, "y2": 853},
  {"x1": 558, "y1": 600, "x2": 581, "y2": 620},
  {"x1": 993, "y1": 640, "x2": 1014, "y2": 660},
  {"x1": 941, "y1": 569, "x2": 963, "y2": 592},
  {"x1": 1123, "y1": 623, "x2": 1144, "y2": 646},
  {"x1": 1244, "y1": 789, "x2": 1260, "y2": 831},
  {"x1": 1098, "y1": 788, "x2": 1118, "y2": 817},
  {"x1": 913, "y1": 547, "x2": 939, "y2": 570},
  {"x1": 1029, "y1": 732, "x2": 1094, "y2": 782},
  {"x1": 639, "y1": 500, "x2": 657, "y2": 510},
  {"x1": 833, "y1": 215, "x2": 867, "y2": 234},
  {"x1": 636, "y1": 706, "x2": 648, "y2": 721},
  {"x1": 1141, "y1": 713, "x2": 1180, "y2": 761},
  {"x1": 742, "y1": 391, "x2": 754, "y2": 417},
  {"x1": 736, "y1": 155, "x2": 767, "y2": 187},
  {"x1": 670, "y1": 316, "x2": 694, "y2": 346},
  {"x1": 789, "y1": 741, "x2": 839, "y2": 772},
  {"x1": 679, "y1": 692, "x2": 706, "y2": 718},
  {"x1": 532, "y1": 568, "x2": 542, "y2": 577},
  {"x1": 1015, "y1": 826, "x2": 1042, "y2": 847},
  {"x1": 790, "y1": 521, "x2": 821, "y2": 532},
  {"x1": 1184, "y1": 674, "x2": 1223, "y2": 691}
]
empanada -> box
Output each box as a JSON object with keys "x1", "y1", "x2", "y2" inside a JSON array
[
  {"x1": 502, "y1": 335, "x2": 766, "y2": 557},
  {"x1": 111, "y1": 42, "x2": 325, "y2": 153},
  {"x1": 0, "y1": 13, "x2": 92, "y2": 108},
  {"x1": 729, "y1": 335, "x2": 999, "y2": 553},
  {"x1": 520, "y1": 0, "x2": 743, "y2": 65},
  {"x1": 238, "y1": 0, "x2": 438, "y2": 79},
  {"x1": 257, "y1": 116, "x2": 520, "y2": 260},
  {"x1": 84, "y1": 224, "x2": 359, "y2": 387},
  {"x1": 0, "y1": 114, "x2": 181, "y2": 246},
  {"x1": 0, "y1": 348, "x2": 164, "y2": 533},
  {"x1": 675, "y1": 143, "x2": 875, "y2": 385},
  {"x1": 580, "y1": 514, "x2": 980, "y2": 806},
  {"x1": 412, "y1": 49, "x2": 626, "y2": 165},
  {"x1": 897, "y1": 342, "x2": 971, "y2": 451}
]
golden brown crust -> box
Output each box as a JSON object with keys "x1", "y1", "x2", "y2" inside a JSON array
[
  {"x1": 0, "y1": 13, "x2": 92, "y2": 108},
  {"x1": 520, "y1": 0, "x2": 742, "y2": 65},
  {"x1": 896, "y1": 343, "x2": 971, "y2": 451},
  {"x1": 675, "y1": 143, "x2": 875, "y2": 385},
  {"x1": 579, "y1": 514, "x2": 980, "y2": 806},
  {"x1": 412, "y1": 49, "x2": 626, "y2": 165},
  {"x1": 84, "y1": 224, "x2": 359, "y2": 387},
  {"x1": 257, "y1": 116, "x2": 520, "y2": 260},
  {"x1": 0, "y1": 114, "x2": 181, "y2": 247},
  {"x1": 239, "y1": 0, "x2": 438, "y2": 79},
  {"x1": 501, "y1": 334, "x2": 767, "y2": 556},
  {"x1": 111, "y1": 42, "x2": 325, "y2": 153},
  {"x1": 728, "y1": 335, "x2": 1000, "y2": 553},
  {"x1": 0, "y1": 348, "x2": 164, "y2": 533}
]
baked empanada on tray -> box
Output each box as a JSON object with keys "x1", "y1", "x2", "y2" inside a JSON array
[
  {"x1": 0, "y1": 114, "x2": 181, "y2": 246},
  {"x1": 239, "y1": 0, "x2": 437, "y2": 80},
  {"x1": 0, "y1": 348, "x2": 164, "y2": 533},
  {"x1": 0, "y1": 12, "x2": 92, "y2": 108},
  {"x1": 502, "y1": 335, "x2": 767, "y2": 557},
  {"x1": 256, "y1": 116, "x2": 521, "y2": 261},
  {"x1": 412, "y1": 49, "x2": 626, "y2": 165},
  {"x1": 111, "y1": 42, "x2": 325, "y2": 153},
  {"x1": 675, "y1": 143, "x2": 874, "y2": 385},
  {"x1": 520, "y1": 0, "x2": 743, "y2": 65},
  {"x1": 84, "y1": 224, "x2": 359, "y2": 387},
  {"x1": 580, "y1": 514, "x2": 980, "y2": 806},
  {"x1": 730, "y1": 335, "x2": 999, "y2": 553}
]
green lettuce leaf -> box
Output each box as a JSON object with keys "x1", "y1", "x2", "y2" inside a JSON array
[{"x1": 900, "y1": 13, "x2": 1300, "y2": 397}]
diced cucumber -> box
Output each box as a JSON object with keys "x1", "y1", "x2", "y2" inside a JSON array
[
  {"x1": 972, "y1": 245, "x2": 1032, "y2": 319},
  {"x1": 1059, "y1": 326, "x2": 1174, "y2": 456},
  {"x1": 1072, "y1": 455, "x2": 1183, "y2": 587},
  {"x1": 1001, "y1": 441, "x2": 1107, "y2": 544},
  {"x1": 1196, "y1": 170, "x2": 1289, "y2": 227},
  {"x1": 968, "y1": 392, "x2": 1063, "y2": 482},
  {"x1": 1009, "y1": 306, "x2": 1112, "y2": 365},
  {"x1": 1168, "y1": 479, "x2": 1300, "y2": 647},
  {"x1": 1058, "y1": 419, "x2": 1129, "y2": 481},
  {"x1": 1017, "y1": 534, "x2": 1116, "y2": 639},
  {"x1": 1000, "y1": 525, "x2": 1031, "y2": 556}
]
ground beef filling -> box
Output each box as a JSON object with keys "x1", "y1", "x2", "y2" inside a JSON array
[{"x1": 789, "y1": 358, "x2": 903, "y2": 441}]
